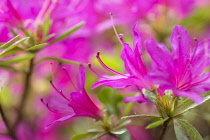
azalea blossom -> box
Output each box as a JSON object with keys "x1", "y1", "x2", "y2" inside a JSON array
[
  {"x1": 91, "y1": 23, "x2": 155, "y2": 103},
  {"x1": 145, "y1": 25, "x2": 210, "y2": 103},
  {"x1": 42, "y1": 65, "x2": 103, "y2": 128}
]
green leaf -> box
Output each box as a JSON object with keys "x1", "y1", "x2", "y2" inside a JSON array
[
  {"x1": 0, "y1": 35, "x2": 20, "y2": 49},
  {"x1": 92, "y1": 132, "x2": 107, "y2": 140},
  {"x1": 50, "y1": 21, "x2": 85, "y2": 44},
  {"x1": 146, "y1": 117, "x2": 169, "y2": 129},
  {"x1": 110, "y1": 128, "x2": 127, "y2": 135},
  {"x1": 174, "y1": 119, "x2": 203, "y2": 140},
  {"x1": 0, "y1": 48, "x2": 23, "y2": 58},
  {"x1": 0, "y1": 64, "x2": 24, "y2": 73},
  {"x1": 97, "y1": 88, "x2": 123, "y2": 117},
  {"x1": 142, "y1": 89, "x2": 156, "y2": 103},
  {"x1": 26, "y1": 43, "x2": 48, "y2": 52},
  {"x1": 115, "y1": 120, "x2": 131, "y2": 129},
  {"x1": 71, "y1": 133, "x2": 95, "y2": 140},
  {"x1": 123, "y1": 103, "x2": 134, "y2": 116},
  {"x1": 118, "y1": 132, "x2": 131, "y2": 140},
  {"x1": 0, "y1": 37, "x2": 29, "y2": 56},
  {"x1": 121, "y1": 114, "x2": 160, "y2": 119},
  {"x1": 174, "y1": 95, "x2": 210, "y2": 117},
  {"x1": 37, "y1": 57, "x2": 81, "y2": 65},
  {"x1": 0, "y1": 54, "x2": 34, "y2": 65}
]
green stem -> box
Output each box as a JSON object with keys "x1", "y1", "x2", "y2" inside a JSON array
[
  {"x1": 159, "y1": 119, "x2": 170, "y2": 140},
  {"x1": 0, "y1": 104, "x2": 17, "y2": 140},
  {"x1": 15, "y1": 58, "x2": 34, "y2": 126}
]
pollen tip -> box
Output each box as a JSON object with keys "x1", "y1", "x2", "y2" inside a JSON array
[
  {"x1": 59, "y1": 89, "x2": 62, "y2": 92},
  {"x1": 178, "y1": 36, "x2": 181, "y2": 39},
  {"x1": 109, "y1": 12, "x2": 113, "y2": 16},
  {"x1": 194, "y1": 38, "x2": 198, "y2": 41},
  {"x1": 50, "y1": 62, "x2": 52, "y2": 64},
  {"x1": 40, "y1": 98, "x2": 43, "y2": 102},
  {"x1": 46, "y1": 103, "x2": 49, "y2": 106},
  {"x1": 62, "y1": 67, "x2": 66, "y2": 70},
  {"x1": 50, "y1": 80, "x2": 52, "y2": 83}
]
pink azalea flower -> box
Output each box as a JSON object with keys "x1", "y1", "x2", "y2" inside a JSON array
[
  {"x1": 91, "y1": 23, "x2": 155, "y2": 103},
  {"x1": 145, "y1": 25, "x2": 210, "y2": 103},
  {"x1": 42, "y1": 65, "x2": 103, "y2": 129},
  {"x1": 92, "y1": 23, "x2": 154, "y2": 91}
]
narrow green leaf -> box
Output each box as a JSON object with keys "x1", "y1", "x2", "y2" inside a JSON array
[
  {"x1": 50, "y1": 21, "x2": 85, "y2": 44},
  {"x1": 0, "y1": 35, "x2": 19, "y2": 49},
  {"x1": 178, "y1": 98, "x2": 192, "y2": 108},
  {"x1": 146, "y1": 117, "x2": 169, "y2": 129},
  {"x1": 92, "y1": 132, "x2": 107, "y2": 140},
  {"x1": 0, "y1": 37, "x2": 29, "y2": 56},
  {"x1": 26, "y1": 43, "x2": 48, "y2": 51},
  {"x1": 37, "y1": 57, "x2": 81, "y2": 65},
  {"x1": 115, "y1": 120, "x2": 131, "y2": 129},
  {"x1": 71, "y1": 132, "x2": 95, "y2": 140},
  {"x1": 118, "y1": 132, "x2": 131, "y2": 140},
  {"x1": 122, "y1": 114, "x2": 160, "y2": 119},
  {"x1": 174, "y1": 119, "x2": 203, "y2": 140},
  {"x1": 123, "y1": 103, "x2": 134, "y2": 116},
  {"x1": 0, "y1": 64, "x2": 24, "y2": 73},
  {"x1": 110, "y1": 128, "x2": 127, "y2": 135},
  {"x1": 175, "y1": 95, "x2": 210, "y2": 117},
  {"x1": 0, "y1": 48, "x2": 23, "y2": 58},
  {"x1": 42, "y1": 33, "x2": 55, "y2": 42},
  {"x1": 97, "y1": 88, "x2": 123, "y2": 116},
  {"x1": 0, "y1": 54, "x2": 34, "y2": 65}
]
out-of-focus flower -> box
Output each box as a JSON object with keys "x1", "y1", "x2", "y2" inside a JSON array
[
  {"x1": 146, "y1": 25, "x2": 210, "y2": 103},
  {"x1": 158, "y1": 0, "x2": 195, "y2": 18},
  {"x1": 92, "y1": 23, "x2": 154, "y2": 90},
  {"x1": 42, "y1": 65, "x2": 103, "y2": 129}
]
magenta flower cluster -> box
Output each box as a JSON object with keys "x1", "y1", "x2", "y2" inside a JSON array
[{"x1": 93, "y1": 24, "x2": 210, "y2": 104}]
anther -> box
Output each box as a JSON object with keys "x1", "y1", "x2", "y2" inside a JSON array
[
  {"x1": 194, "y1": 38, "x2": 198, "y2": 42},
  {"x1": 40, "y1": 98, "x2": 43, "y2": 102},
  {"x1": 62, "y1": 67, "x2": 66, "y2": 70},
  {"x1": 96, "y1": 51, "x2": 100, "y2": 58},
  {"x1": 119, "y1": 34, "x2": 124, "y2": 42},
  {"x1": 88, "y1": 63, "x2": 91, "y2": 68},
  {"x1": 178, "y1": 36, "x2": 181, "y2": 39}
]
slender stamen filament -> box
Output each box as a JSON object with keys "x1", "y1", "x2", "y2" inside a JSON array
[
  {"x1": 50, "y1": 81, "x2": 70, "y2": 101},
  {"x1": 88, "y1": 63, "x2": 109, "y2": 79},
  {"x1": 96, "y1": 52, "x2": 128, "y2": 77},
  {"x1": 110, "y1": 13, "x2": 124, "y2": 46},
  {"x1": 62, "y1": 67, "x2": 78, "y2": 91}
]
